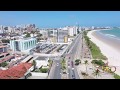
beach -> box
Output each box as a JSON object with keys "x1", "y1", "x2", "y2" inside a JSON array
[{"x1": 87, "y1": 30, "x2": 120, "y2": 75}]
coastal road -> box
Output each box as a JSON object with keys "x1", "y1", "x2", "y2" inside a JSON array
[
  {"x1": 48, "y1": 57, "x2": 62, "y2": 79},
  {"x1": 67, "y1": 34, "x2": 82, "y2": 79},
  {"x1": 52, "y1": 60, "x2": 61, "y2": 79},
  {"x1": 48, "y1": 34, "x2": 82, "y2": 79}
]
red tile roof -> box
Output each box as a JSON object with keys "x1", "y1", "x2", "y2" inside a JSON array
[
  {"x1": 0, "y1": 63, "x2": 32, "y2": 79},
  {"x1": 0, "y1": 55, "x2": 14, "y2": 63}
]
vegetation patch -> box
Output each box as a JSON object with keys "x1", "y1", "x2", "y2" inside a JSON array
[
  {"x1": 61, "y1": 59, "x2": 66, "y2": 70},
  {"x1": 75, "y1": 59, "x2": 81, "y2": 65},
  {"x1": 114, "y1": 73, "x2": 120, "y2": 79},
  {"x1": 0, "y1": 62, "x2": 8, "y2": 67},
  {"x1": 83, "y1": 31, "x2": 107, "y2": 60},
  {"x1": 91, "y1": 60, "x2": 105, "y2": 66}
]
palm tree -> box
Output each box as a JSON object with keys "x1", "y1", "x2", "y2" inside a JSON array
[
  {"x1": 92, "y1": 69, "x2": 100, "y2": 79},
  {"x1": 84, "y1": 60, "x2": 88, "y2": 74},
  {"x1": 32, "y1": 60, "x2": 36, "y2": 71},
  {"x1": 91, "y1": 60, "x2": 96, "y2": 69}
]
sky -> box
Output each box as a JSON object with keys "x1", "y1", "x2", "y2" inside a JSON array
[{"x1": 0, "y1": 11, "x2": 120, "y2": 28}]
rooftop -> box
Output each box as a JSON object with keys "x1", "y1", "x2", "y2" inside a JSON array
[
  {"x1": 0, "y1": 45, "x2": 7, "y2": 48},
  {"x1": 36, "y1": 57, "x2": 47, "y2": 60},
  {"x1": 0, "y1": 63, "x2": 32, "y2": 79},
  {"x1": 0, "y1": 53, "x2": 9, "y2": 56},
  {"x1": 0, "y1": 55, "x2": 14, "y2": 63},
  {"x1": 12, "y1": 37, "x2": 36, "y2": 41}
]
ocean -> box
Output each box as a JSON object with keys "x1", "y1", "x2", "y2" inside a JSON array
[{"x1": 98, "y1": 28, "x2": 120, "y2": 40}]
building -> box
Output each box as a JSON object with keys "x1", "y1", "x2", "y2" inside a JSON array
[
  {"x1": 0, "y1": 45, "x2": 7, "y2": 53},
  {"x1": 67, "y1": 26, "x2": 78, "y2": 36},
  {"x1": 47, "y1": 28, "x2": 68, "y2": 43},
  {"x1": 57, "y1": 29, "x2": 68, "y2": 43},
  {"x1": 0, "y1": 63, "x2": 32, "y2": 79},
  {"x1": 91, "y1": 26, "x2": 95, "y2": 30},
  {"x1": 0, "y1": 25, "x2": 4, "y2": 33},
  {"x1": 10, "y1": 37, "x2": 37, "y2": 53},
  {"x1": 40, "y1": 29, "x2": 48, "y2": 39},
  {"x1": 0, "y1": 43, "x2": 14, "y2": 64}
]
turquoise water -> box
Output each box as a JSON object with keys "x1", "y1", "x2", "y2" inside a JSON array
[{"x1": 99, "y1": 28, "x2": 120, "y2": 39}]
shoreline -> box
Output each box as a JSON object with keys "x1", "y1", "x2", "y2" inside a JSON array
[
  {"x1": 87, "y1": 30, "x2": 120, "y2": 75},
  {"x1": 92, "y1": 28, "x2": 111, "y2": 31}
]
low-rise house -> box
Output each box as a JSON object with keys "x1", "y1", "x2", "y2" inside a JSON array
[{"x1": 0, "y1": 63, "x2": 33, "y2": 79}]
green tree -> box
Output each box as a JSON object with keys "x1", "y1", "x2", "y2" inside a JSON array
[
  {"x1": 25, "y1": 33, "x2": 31, "y2": 38},
  {"x1": 2, "y1": 39, "x2": 10, "y2": 43},
  {"x1": 61, "y1": 59, "x2": 66, "y2": 70},
  {"x1": 37, "y1": 33, "x2": 43, "y2": 37},
  {"x1": 32, "y1": 60, "x2": 36, "y2": 71},
  {"x1": 92, "y1": 69, "x2": 100, "y2": 79},
  {"x1": 91, "y1": 60, "x2": 105, "y2": 66},
  {"x1": 77, "y1": 31, "x2": 80, "y2": 34},
  {"x1": 37, "y1": 33, "x2": 43, "y2": 42},
  {"x1": 48, "y1": 60, "x2": 53, "y2": 67},
  {"x1": 75, "y1": 59, "x2": 81, "y2": 63},
  {"x1": 40, "y1": 68, "x2": 49, "y2": 73},
  {"x1": 74, "y1": 34, "x2": 76, "y2": 36},
  {"x1": 0, "y1": 62, "x2": 8, "y2": 67},
  {"x1": 23, "y1": 32, "x2": 27, "y2": 34},
  {"x1": 75, "y1": 59, "x2": 81, "y2": 65},
  {"x1": 84, "y1": 60, "x2": 88, "y2": 74}
]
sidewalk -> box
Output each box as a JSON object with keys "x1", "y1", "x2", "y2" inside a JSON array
[
  {"x1": 47, "y1": 61, "x2": 56, "y2": 79},
  {"x1": 76, "y1": 60, "x2": 114, "y2": 79}
]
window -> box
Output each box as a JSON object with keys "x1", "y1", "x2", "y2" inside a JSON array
[
  {"x1": 15, "y1": 41, "x2": 20, "y2": 51},
  {"x1": 29, "y1": 41, "x2": 30, "y2": 48},
  {"x1": 0, "y1": 48, "x2": 3, "y2": 53},
  {"x1": 31, "y1": 41, "x2": 32, "y2": 46},
  {"x1": 6, "y1": 53, "x2": 10, "y2": 56},
  {"x1": 0, "y1": 55, "x2": 4, "y2": 58}
]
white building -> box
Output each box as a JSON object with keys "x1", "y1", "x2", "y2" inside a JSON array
[
  {"x1": 0, "y1": 25, "x2": 4, "y2": 33},
  {"x1": 8, "y1": 26, "x2": 13, "y2": 33},
  {"x1": 40, "y1": 29, "x2": 48, "y2": 38},
  {"x1": 91, "y1": 26, "x2": 95, "y2": 30},
  {"x1": 10, "y1": 37, "x2": 37, "y2": 53},
  {"x1": 67, "y1": 26, "x2": 78, "y2": 36},
  {"x1": 35, "y1": 60, "x2": 49, "y2": 68}
]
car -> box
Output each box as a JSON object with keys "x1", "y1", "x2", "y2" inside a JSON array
[
  {"x1": 68, "y1": 63, "x2": 70, "y2": 66},
  {"x1": 63, "y1": 72, "x2": 66, "y2": 74},
  {"x1": 57, "y1": 63, "x2": 59, "y2": 66},
  {"x1": 71, "y1": 61, "x2": 74, "y2": 67},
  {"x1": 72, "y1": 75, "x2": 75, "y2": 79}
]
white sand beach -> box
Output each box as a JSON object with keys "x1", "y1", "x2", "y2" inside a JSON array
[{"x1": 87, "y1": 30, "x2": 120, "y2": 75}]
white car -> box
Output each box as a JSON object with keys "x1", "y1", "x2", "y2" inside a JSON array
[{"x1": 57, "y1": 63, "x2": 59, "y2": 66}]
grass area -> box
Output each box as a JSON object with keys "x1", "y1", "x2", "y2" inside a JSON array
[
  {"x1": 114, "y1": 73, "x2": 120, "y2": 79},
  {"x1": 40, "y1": 68, "x2": 49, "y2": 73},
  {"x1": 35, "y1": 67, "x2": 49, "y2": 73},
  {"x1": 83, "y1": 31, "x2": 107, "y2": 60},
  {"x1": 91, "y1": 60, "x2": 105, "y2": 66}
]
